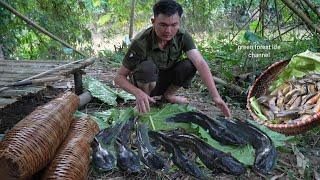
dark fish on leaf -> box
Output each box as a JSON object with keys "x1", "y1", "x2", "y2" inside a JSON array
[
  {"x1": 167, "y1": 133, "x2": 246, "y2": 175},
  {"x1": 91, "y1": 137, "x2": 116, "y2": 171},
  {"x1": 92, "y1": 123, "x2": 123, "y2": 171},
  {"x1": 221, "y1": 116, "x2": 277, "y2": 175},
  {"x1": 136, "y1": 123, "x2": 166, "y2": 170},
  {"x1": 149, "y1": 131, "x2": 203, "y2": 178},
  {"x1": 115, "y1": 117, "x2": 141, "y2": 173},
  {"x1": 166, "y1": 112, "x2": 246, "y2": 146},
  {"x1": 96, "y1": 122, "x2": 123, "y2": 145}
]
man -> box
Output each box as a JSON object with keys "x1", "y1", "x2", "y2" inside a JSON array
[{"x1": 114, "y1": 0, "x2": 231, "y2": 117}]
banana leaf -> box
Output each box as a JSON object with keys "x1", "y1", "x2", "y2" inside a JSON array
[{"x1": 270, "y1": 50, "x2": 320, "y2": 91}]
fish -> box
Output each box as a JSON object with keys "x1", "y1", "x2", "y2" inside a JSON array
[
  {"x1": 91, "y1": 137, "x2": 116, "y2": 171},
  {"x1": 285, "y1": 94, "x2": 298, "y2": 109},
  {"x1": 284, "y1": 89, "x2": 301, "y2": 104},
  {"x1": 149, "y1": 131, "x2": 203, "y2": 178},
  {"x1": 306, "y1": 92, "x2": 320, "y2": 105},
  {"x1": 136, "y1": 123, "x2": 166, "y2": 170},
  {"x1": 260, "y1": 105, "x2": 275, "y2": 120},
  {"x1": 287, "y1": 114, "x2": 311, "y2": 125},
  {"x1": 274, "y1": 109, "x2": 300, "y2": 122},
  {"x1": 92, "y1": 123, "x2": 123, "y2": 171},
  {"x1": 289, "y1": 96, "x2": 302, "y2": 109},
  {"x1": 96, "y1": 122, "x2": 123, "y2": 144},
  {"x1": 316, "y1": 82, "x2": 320, "y2": 91},
  {"x1": 282, "y1": 82, "x2": 294, "y2": 94},
  {"x1": 301, "y1": 93, "x2": 316, "y2": 105},
  {"x1": 268, "y1": 96, "x2": 280, "y2": 112},
  {"x1": 166, "y1": 112, "x2": 247, "y2": 146},
  {"x1": 307, "y1": 83, "x2": 317, "y2": 94},
  {"x1": 115, "y1": 117, "x2": 141, "y2": 173},
  {"x1": 224, "y1": 118, "x2": 277, "y2": 175},
  {"x1": 166, "y1": 132, "x2": 246, "y2": 175}
]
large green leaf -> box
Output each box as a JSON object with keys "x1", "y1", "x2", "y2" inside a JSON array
[
  {"x1": 116, "y1": 89, "x2": 136, "y2": 102},
  {"x1": 244, "y1": 31, "x2": 268, "y2": 44},
  {"x1": 83, "y1": 76, "x2": 135, "y2": 106},
  {"x1": 139, "y1": 104, "x2": 197, "y2": 131},
  {"x1": 83, "y1": 76, "x2": 118, "y2": 106},
  {"x1": 270, "y1": 50, "x2": 320, "y2": 91}
]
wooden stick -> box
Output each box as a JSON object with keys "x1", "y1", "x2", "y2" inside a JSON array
[
  {"x1": 0, "y1": 57, "x2": 95, "y2": 92},
  {"x1": 213, "y1": 76, "x2": 244, "y2": 94},
  {"x1": 272, "y1": 23, "x2": 302, "y2": 40},
  {"x1": 0, "y1": 0, "x2": 87, "y2": 57}
]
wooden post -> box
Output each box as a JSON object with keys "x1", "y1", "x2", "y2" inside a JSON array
[{"x1": 74, "y1": 71, "x2": 83, "y2": 95}]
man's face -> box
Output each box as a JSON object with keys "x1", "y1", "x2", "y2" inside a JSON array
[{"x1": 152, "y1": 12, "x2": 180, "y2": 42}]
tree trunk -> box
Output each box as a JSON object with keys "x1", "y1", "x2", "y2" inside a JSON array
[
  {"x1": 129, "y1": 0, "x2": 136, "y2": 40},
  {"x1": 0, "y1": 44, "x2": 4, "y2": 60},
  {"x1": 274, "y1": 0, "x2": 283, "y2": 40},
  {"x1": 281, "y1": 0, "x2": 320, "y2": 36}
]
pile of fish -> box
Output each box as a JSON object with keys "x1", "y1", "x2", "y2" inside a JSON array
[
  {"x1": 91, "y1": 112, "x2": 277, "y2": 177},
  {"x1": 253, "y1": 73, "x2": 320, "y2": 124}
]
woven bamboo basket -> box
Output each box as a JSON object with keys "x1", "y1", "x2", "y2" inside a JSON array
[
  {"x1": 247, "y1": 60, "x2": 320, "y2": 135},
  {"x1": 41, "y1": 116, "x2": 99, "y2": 180},
  {"x1": 0, "y1": 92, "x2": 79, "y2": 179}
]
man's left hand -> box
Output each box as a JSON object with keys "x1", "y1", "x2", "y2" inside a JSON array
[{"x1": 213, "y1": 97, "x2": 231, "y2": 117}]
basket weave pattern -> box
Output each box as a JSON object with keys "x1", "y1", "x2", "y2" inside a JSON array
[
  {"x1": 42, "y1": 116, "x2": 99, "y2": 179},
  {"x1": 247, "y1": 60, "x2": 320, "y2": 135},
  {"x1": 0, "y1": 92, "x2": 79, "y2": 179}
]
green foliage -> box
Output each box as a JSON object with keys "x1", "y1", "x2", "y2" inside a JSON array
[
  {"x1": 98, "y1": 49, "x2": 125, "y2": 68},
  {"x1": 83, "y1": 76, "x2": 135, "y2": 106},
  {"x1": 0, "y1": 0, "x2": 93, "y2": 60}
]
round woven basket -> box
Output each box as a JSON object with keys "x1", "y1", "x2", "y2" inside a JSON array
[{"x1": 247, "y1": 60, "x2": 320, "y2": 135}]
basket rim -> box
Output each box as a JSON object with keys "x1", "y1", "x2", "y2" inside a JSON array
[{"x1": 246, "y1": 59, "x2": 320, "y2": 133}]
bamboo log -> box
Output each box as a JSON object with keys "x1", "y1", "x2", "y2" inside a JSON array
[
  {"x1": 0, "y1": 0, "x2": 87, "y2": 57},
  {"x1": 0, "y1": 92, "x2": 79, "y2": 179},
  {"x1": 281, "y1": 0, "x2": 320, "y2": 35},
  {"x1": 41, "y1": 116, "x2": 99, "y2": 180}
]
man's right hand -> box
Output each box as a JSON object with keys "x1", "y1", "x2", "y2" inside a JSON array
[{"x1": 135, "y1": 90, "x2": 155, "y2": 114}]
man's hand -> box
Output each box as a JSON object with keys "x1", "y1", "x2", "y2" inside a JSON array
[
  {"x1": 213, "y1": 97, "x2": 231, "y2": 117},
  {"x1": 135, "y1": 89, "x2": 155, "y2": 114}
]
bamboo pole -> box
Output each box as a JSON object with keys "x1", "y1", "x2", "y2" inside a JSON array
[
  {"x1": 280, "y1": 0, "x2": 320, "y2": 35},
  {"x1": 0, "y1": 0, "x2": 87, "y2": 57},
  {"x1": 274, "y1": 0, "x2": 283, "y2": 41},
  {"x1": 129, "y1": 0, "x2": 136, "y2": 40},
  {"x1": 301, "y1": 0, "x2": 320, "y2": 18}
]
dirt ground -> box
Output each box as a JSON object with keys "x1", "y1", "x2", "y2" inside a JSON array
[{"x1": 84, "y1": 59, "x2": 320, "y2": 180}]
